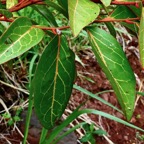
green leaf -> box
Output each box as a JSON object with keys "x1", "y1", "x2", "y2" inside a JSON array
[
  {"x1": 87, "y1": 27, "x2": 136, "y2": 120},
  {"x1": 100, "y1": 0, "x2": 111, "y2": 7},
  {"x1": 44, "y1": 108, "x2": 144, "y2": 144},
  {"x1": 6, "y1": 0, "x2": 18, "y2": 9},
  {"x1": 57, "y1": 0, "x2": 68, "y2": 17},
  {"x1": 93, "y1": 129, "x2": 107, "y2": 136},
  {"x1": 0, "y1": 17, "x2": 44, "y2": 65},
  {"x1": 109, "y1": 5, "x2": 138, "y2": 34},
  {"x1": 31, "y1": 5, "x2": 58, "y2": 27},
  {"x1": 80, "y1": 133, "x2": 94, "y2": 143},
  {"x1": 121, "y1": 22, "x2": 138, "y2": 34},
  {"x1": 110, "y1": 5, "x2": 136, "y2": 19},
  {"x1": 73, "y1": 84, "x2": 122, "y2": 113},
  {"x1": 0, "y1": 9, "x2": 13, "y2": 18},
  {"x1": 45, "y1": 1, "x2": 68, "y2": 18},
  {"x1": 129, "y1": 5, "x2": 142, "y2": 17},
  {"x1": 68, "y1": 0, "x2": 100, "y2": 37},
  {"x1": 33, "y1": 35, "x2": 75, "y2": 129},
  {"x1": 139, "y1": 7, "x2": 144, "y2": 68},
  {"x1": 105, "y1": 22, "x2": 116, "y2": 37}
]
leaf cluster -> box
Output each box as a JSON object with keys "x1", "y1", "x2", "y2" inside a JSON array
[{"x1": 0, "y1": 0, "x2": 144, "y2": 143}]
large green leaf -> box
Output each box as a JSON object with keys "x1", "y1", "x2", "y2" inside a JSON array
[
  {"x1": 139, "y1": 7, "x2": 144, "y2": 68},
  {"x1": 87, "y1": 27, "x2": 136, "y2": 120},
  {"x1": 33, "y1": 35, "x2": 75, "y2": 129},
  {"x1": 68, "y1": 0, "x2": 100, "y2": 37},
  {"x1": 0, "y1": 17, "x2": 44, "y2": 64}
]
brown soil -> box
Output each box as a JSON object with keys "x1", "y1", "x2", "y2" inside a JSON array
[{"x1": 0, "y1": 35, "x2": 144, "y2": 144}]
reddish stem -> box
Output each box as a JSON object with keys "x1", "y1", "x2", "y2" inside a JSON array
[
  {"x1": 94, "y1": 17, "x2": 140, "y2": 23},
  {"x1": 9, "y1": 0, "x2": 44, "y2": 12},
  {"x1": 33, "y1": 25, "x2": 70, "y2": 34},
  {"x1": 0, "y1": 17, "x2": 13, "y2": 22},
  {"x1": 92, "y1": 0, "x2": 144, "y2": 5}
]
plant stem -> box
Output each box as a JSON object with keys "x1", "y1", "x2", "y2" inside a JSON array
[
  {"x1": 39, "y1": 128, "x2": 48, "y2": 144},
  {"x1": 22, "y1": 92, "x2": 34, "y2": 144}
]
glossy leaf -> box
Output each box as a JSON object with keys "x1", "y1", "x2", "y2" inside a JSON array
[
  {"x1": 0, "y1": 9, "x2": 12, "y2": 18},
  {"x1": 33, "y1": 35, "x2": 75, "y2": 129},
  {"x1": 100, "y1": 0, "x2": 111, "y2": 7},
  {"x1": 0, "y1": 17, "x2": 44, "y2": 64},
  {"x1": 68, "y1": 0, "x2": 100, "y2": 37},
  {"x1": 139, "y1": 7, "x2": 144, "y2": 68},
  {"x1": 87, "y1": 27, "x2": 136, "y2": 120}
]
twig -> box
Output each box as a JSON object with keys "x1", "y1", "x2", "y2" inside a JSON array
[
  {"x1": 0, "y1": 80, "x2": 29, "y2": 95},
  {"x1": 94, "y1": 17, "x2": 140, "y2": 23}
]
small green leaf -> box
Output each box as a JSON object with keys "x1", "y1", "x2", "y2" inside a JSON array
[
  {"x1": 129, "y1": 5, "x2": 142, "y2": 17},
  {"x1": 100, "y1": 0, "x2": 111, "y2": 7},
  {"x1": 93, "y1": 129, "x2": 107, "y2": 136},
  {"x1": 110, "y1": 5, "x2": 138, "y2": 35},
  {"x1": 0, "y1": 9, "x2": 13, "y2": 18},
  {"x1": 139, "y1": 7, "x2": 144, "y2": 68},
  {"x1": 68, "y1": 0, "x2": 100, "y2": 37},
  {"x1": 87, "y1": 27, "x2": 136, "y2": 120},
  {"x1": 0, "y1": 17, "x2": 44, "y2": 64},
  {"x1": 121, "y1": 22, "x2": 138, "y2": 34},
  {"x1": 80, "y1": 133, "x2": 94, "y2": 144},
  {"x1": 45, "y1": 1, "x2": 68, "y2": 18},
  {"x1": 105, "y1": 22, "x2": 116, "y2": 37},
  {"x1": 31, "y1": 5, "x2": 58, "y2": 26},
  {"x1": 33, "y1": 35, "x2": 75, "y2": 129},
  {"x1": 57, "y1": 0, "x2": 68, "y2": 17},
  {"x1": 110, "y1": 5, "x2": 136, "y2": 19}
]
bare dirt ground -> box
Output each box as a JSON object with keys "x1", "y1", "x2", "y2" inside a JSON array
[{"x1": 0, "y1": 33, "x2": 144, "y2": 144}]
